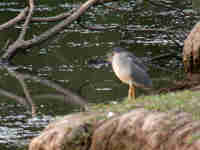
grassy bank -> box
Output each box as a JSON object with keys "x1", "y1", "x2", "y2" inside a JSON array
[{"x1": 91, "y1": 90, "x2": 200, "y2": 120}]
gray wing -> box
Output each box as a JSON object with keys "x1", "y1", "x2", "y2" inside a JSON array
[
  {"x1": 125, "y1": 52, "x2": 148, "y2": 72},
  {"x1": 121, "y1": 53, "x2": 152, "y2": 88},
  {"x1": 129, "y1": 61, "x2": 152, "y2": 88}
]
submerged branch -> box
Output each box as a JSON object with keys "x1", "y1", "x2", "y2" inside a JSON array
[
  {"x1": 1, "y1": 65, "x2": 87, "y2": 114},
  {"x1": 7, "y1": 69, "x2": 36, "y2": 116},
  {"x1": 0, "y1": 88, "x2": 29, "y2": 109},
  {"x1": 21, "y1": 73, "x2": 87, "y2": 108}
]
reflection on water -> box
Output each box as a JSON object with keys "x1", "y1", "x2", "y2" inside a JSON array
[
  {"x1": 0, "y1": 102, "x2": 52, "y2": 149},
  {"x1": 0, "y1": 0, "x2": 199, "y2": 149}
]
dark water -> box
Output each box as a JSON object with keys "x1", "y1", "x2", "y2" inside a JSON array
[{"x1": 0, "y1": 0, "x2": 199, "y2": 149}]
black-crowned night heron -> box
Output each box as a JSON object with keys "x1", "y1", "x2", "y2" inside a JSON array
[{"x1": 107, "y1": 47, "x2": 152, "y2": 100}]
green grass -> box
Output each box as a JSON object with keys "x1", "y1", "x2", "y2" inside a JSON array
[
  {"x1": 90, "y1": 90, "x2": 200, "y2": 120},
  {"x1": 187, "y1": 132, "x2": 200, "y2": 144}
]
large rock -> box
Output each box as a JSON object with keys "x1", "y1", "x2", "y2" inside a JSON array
[
  {"x1": 29, "y1": 112, "x2": 103, "y2": 150},
  {"x1": 29, "y1": 109, "x2": 200, "y2": 150},
  {"x1": 183, "y1": 22, "x2": 200, "y2": 81}
]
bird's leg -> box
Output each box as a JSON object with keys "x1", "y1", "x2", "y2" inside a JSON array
[
  {"x1": 128, "y1": 85, "x2": 133, "y2": 100},
  {"x1": 128, "y1": 84, "x2": 135, "y2": 100}
]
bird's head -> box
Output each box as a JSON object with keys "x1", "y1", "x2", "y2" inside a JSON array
[
  {"x1": 106, "y1": 47, "x2": 125, "y2": 63},
  {"x1": 106, "y1": 52, "x2": 114, "y2": 63}
]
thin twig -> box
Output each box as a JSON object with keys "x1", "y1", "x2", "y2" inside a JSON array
[
  {"x1": 21, "y1": 73, "x2": 87, "y2": 108},
  {"x1": 165, "y1": 32, "x2": 183, "y2": 49},
  {"x1": 148, "y1": 63, "x2": 175, "y2": 73},
  {"x1": 0, "y1": 88, "x2": 29, "y2": 109},
  {"x1": 7, "y1": 69, "x2": 36, "y2": 117},
  {"x1": 78, "y1": 22, "x2": 118, "y2": 31},
  {"x1": 2, "y1": 40, "x2": 11, "y2": 50},
  {"x1": 101, "y1": 3, "x2": 131, "y2": 12},
  {"x1": 148, "y1": 0, "x2": 177, "y2": 10},
  {"x1": 149, "y1": 53, "x2": 177, "y2": 62},
  {"x1": 33, "y1": 93, "x2": 86, "y2": 106},
  {"x1": 17, "y1": 75, "x2": 36, "y2": 116}
]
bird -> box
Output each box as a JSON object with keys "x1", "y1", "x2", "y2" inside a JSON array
[{"x1": 107, "y1": 47, "x2": 152, "y2": 100}]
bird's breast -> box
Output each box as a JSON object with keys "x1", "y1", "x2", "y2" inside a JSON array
[{"x1": 112, "y1": 58, "x2": 132, "y2": 84}]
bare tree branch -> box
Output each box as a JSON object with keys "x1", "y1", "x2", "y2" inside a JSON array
[
  {"x1": 21, "y1": 73, "x2": 87, "y2": 108},
  {"x1": 0, "y1": 88, "x2": 29, "y2": 109},
  {"x1": 33, "y1": 93, "x2": 87, "y2": 107},
  {"x1": 0, "y1": 0, "x2": 120, "y2": 114},
  {"x1": 0, "y1": 0, "x2": 114, "y2": 31},
  {"x1": 1, "y1": 0, "x2": 111, "y2": 60},
  {"x1": 0, "y1": 66, "x2": 88, "y2": 114},
  {"x1": 18, "y1": 77, "x2": 36, "y2": 116},
  {"x1": 19, "y1": 0, "x2": 35, "y2": 40},
  {"x1": 31, "y1": 11, "x2": 73, "y2": 22},
  {"x1": 0, "y1": 9, "x2": 74, "y2": 32},
  {"x1": 0, "y1": 7, "x2": 28, "y2": 31},
  {"x1": 7, "y1": 69, "x2": 36, "y2": 117},
  {"x1": 2, "y1": 40, "x2": 10, "y2": 50},
  {"x1": 1, "y1": 0, "x2": 35, "y2": 60}
]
